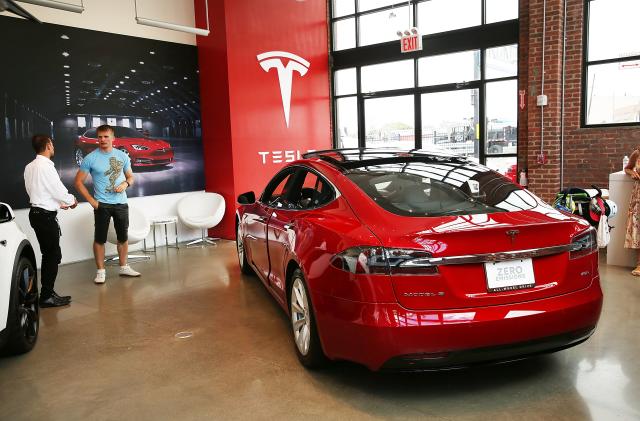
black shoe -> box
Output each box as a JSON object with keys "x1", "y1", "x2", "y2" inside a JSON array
[
  {"x1": 39, "y1": 294, "x2": 70, "y2": 308},
  {"x1": 51, "y1": 291, "x2": 71, "y2": 302}
]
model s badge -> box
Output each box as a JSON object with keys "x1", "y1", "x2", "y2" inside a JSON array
[{"x1": 257, "y1": 51, "x2": 310, "y2": 128}]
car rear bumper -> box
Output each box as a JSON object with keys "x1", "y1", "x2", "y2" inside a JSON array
[{"x1": 312, "y1": 277, "x2": 603, "y2": 371}]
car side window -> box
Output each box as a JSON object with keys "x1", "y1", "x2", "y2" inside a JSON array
[
  {"x1": 85, "y1": 129, "x2": 97, "y2": 138},
  {"x1": 292, "y1": 169, "x2": 335, "y2": 210},
  {"x1": 261, "y1": 169, "x2": 297, "y2": 208}
]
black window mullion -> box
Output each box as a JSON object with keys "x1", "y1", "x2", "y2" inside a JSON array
[
  {"x1": 414, "y1": 58, "x2": 422, "y2": 149},
  {"x1": 354, "y1": 0, "x2": 360, "y2": 47},
  {"x1": 479, "y1": 47, "x2": 486, "y2": 164},
  {"x1": 356, "y1": 66, "x2": 365, "y2": 148}
]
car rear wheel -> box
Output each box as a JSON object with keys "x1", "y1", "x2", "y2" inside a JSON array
[
  {"x1": 236, "y1": 223, "x2": 253, "y2": 275},
  {"x1": 289, "y1": 269, "x2": 326, "y2": 368},
  {"x1": 5, "y1": 256, "x2": 39, "y2": 355}
]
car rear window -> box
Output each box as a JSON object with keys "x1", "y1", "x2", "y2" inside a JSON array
[{"x1": 345, "y1": 161, "x2": 537, "y2": 217}]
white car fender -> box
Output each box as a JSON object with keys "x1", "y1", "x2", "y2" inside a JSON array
[{"x1": 0, "y1": 205, "x2": 28, "y2": 333}]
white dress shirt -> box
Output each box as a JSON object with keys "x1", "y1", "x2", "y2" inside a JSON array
[{"x1": 24, "y1": 155, "x2": 75, "y2": 211}]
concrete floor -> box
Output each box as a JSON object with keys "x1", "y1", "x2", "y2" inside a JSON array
[{"x1": 0, "y1": 242, "x2": 639, "y2": 421}]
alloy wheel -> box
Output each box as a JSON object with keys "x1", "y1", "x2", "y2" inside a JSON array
[
  {"x1": 291, "y1": 277, "x2": 311, "y2": 356},
  {"x1": 18, "y1": 265, "x2": 38, "y2": 344},
  {"x1": 74, "y1": 149, "x2": 84, "y2": 166},
  {"x1": 236, "y1": 225, "x2": 244, "y2": 269}
]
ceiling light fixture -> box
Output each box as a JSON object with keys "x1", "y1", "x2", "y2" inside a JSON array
[
  {"x1": 62, "y1": 52, "x2": 69, "y2": 57},
  {"x1": 19, "y1": 0, "x2": 85, "y2": 13},
  {"x1": 131, "y1": 69, "x2": 136, "y2": 73},
  {"x1": 124, "y1": 76, "x2": 130, "y2": 79},
  {"x1": 150, "y1": 51, "x2": 155, "y2": 55},
  {"x1": 139, "y1": 61, "x2": 144, "y2": 65},
  {"x1": 63, "y1": 65, "x2": 70, "y2": 68},
  {"x1": 134, "y1": 0, "x2": 210, "y2": 37},
  {"x1": 60, "y1": 34, "x2": 69, "y2": 39}
]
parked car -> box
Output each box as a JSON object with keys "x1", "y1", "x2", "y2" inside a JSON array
[
  {"x1": 0, "y1": 203, "x2": 39, "y2": 355},
  {"x1": 235, "y1": 149, "x2": 602, "y2": 371},
  {"x1": 75, "y1": 127, "x2": 174, "y2": 168}
]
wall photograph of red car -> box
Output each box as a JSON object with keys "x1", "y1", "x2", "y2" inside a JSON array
[
  {"x1": 235, "y1": 149, "x2": 602, "y2": 371},
  {"x1": 75, "y1": 126, "x2": 174, "y2": 168}
]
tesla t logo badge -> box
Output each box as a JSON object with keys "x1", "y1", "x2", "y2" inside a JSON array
[
  {"x1": 506, "y1": 230, "x2": 520, "y2": 244},
  {"x1": 257, "y1": 51, "x2": 310, "y2": 128}
]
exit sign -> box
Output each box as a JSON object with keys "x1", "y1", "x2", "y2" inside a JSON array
[{"x1": 400, "y1": 34, "x2": 422, "y2": 53}]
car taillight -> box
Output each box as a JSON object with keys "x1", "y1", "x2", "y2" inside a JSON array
[
  {"x1": 330, "y1": 247, "x2": 438, "y2": 276},
  {"x1": 569, "y1": 227, "x2": 597, "y2": 259}
]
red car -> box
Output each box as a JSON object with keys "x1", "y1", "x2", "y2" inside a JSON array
[
  {"x1": 236, "y1": 149, "x2": 602, "y2": 371},
  {"x1": 75, "y1": 127, "x2": 174, "y2": 167}
]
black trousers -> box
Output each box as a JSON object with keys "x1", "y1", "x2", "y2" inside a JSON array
[{"x1": 29, "y1": 207, "x2": 61, "y2": 298}]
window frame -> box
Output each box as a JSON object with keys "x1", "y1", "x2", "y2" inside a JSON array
[
  {"x1": 259, "y1": 165, "x2": 339, "y2": 211},
  {"x1": 329, "y1": 0, "x2": 519, "y2": 166},
  {"x1": 581, "y1": 0, "x2": 640, "y2": 128}
]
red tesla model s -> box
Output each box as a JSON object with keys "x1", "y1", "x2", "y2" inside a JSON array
[
  {"x1": 75, "y1": 126, "x2": 174, "y2": 167},
  {"x1": 235, "y1": 149, "x2": 602, "y2": 371}
]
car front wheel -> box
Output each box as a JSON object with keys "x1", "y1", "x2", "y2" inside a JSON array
[
  {"x1": 236, "y1": 222, "x2": 253, "y2": 275},
  {"x1": 5, "y1": 256, "x2": 39, "y2": 355},
  {"x1": 289, "y1": 269, "x2": 326, "y2": 368}
]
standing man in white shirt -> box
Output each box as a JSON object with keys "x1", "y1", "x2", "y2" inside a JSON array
[{"x1": 24, "y1": 135, "x2": 77, "y2": 308}]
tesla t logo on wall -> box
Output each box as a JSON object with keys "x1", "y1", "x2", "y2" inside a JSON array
[{"x1": 257, "y1": 51, "x2": 310, "y2": 128}]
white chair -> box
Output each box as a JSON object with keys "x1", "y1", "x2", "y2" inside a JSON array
[
  {"x1": 178, "y1": 192, "x2": 225, "y2": 247},
  {"x1": 106, "y1": 206, "x2": 151, "y2": 264}
]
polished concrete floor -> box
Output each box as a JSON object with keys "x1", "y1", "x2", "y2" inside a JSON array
[{"x1": 1, "y1": 242, "x2": 639, "y2": 421}]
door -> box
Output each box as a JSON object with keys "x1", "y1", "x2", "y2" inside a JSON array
[
  {"x1": 267, "y1": 168, "x2": 336, "y2": 302},
  {"x1": 242, "y1": 204, "x2": 271, "y2": 282},
  {"x1": 247, "y1": 168, "x2": 298, "y2": 283}
]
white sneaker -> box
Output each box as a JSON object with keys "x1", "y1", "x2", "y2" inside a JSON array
[
  {"x1": 119, "y1": 265, "x2": 141, "y2": 277},
  {"x1": 94, "y1": 269, "x2": 106, "y2": 284}
]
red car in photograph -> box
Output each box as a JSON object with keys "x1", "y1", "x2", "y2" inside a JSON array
[
  {"x1": 235, "y1": 149, "x2": 602, "y2": 371},
  {"x1": 75, "y1": 126, "x2": 174, "y2": 167}
]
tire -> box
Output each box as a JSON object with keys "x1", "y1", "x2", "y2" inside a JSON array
[
  {"x1": 74, "y1": 148, "x2": 84, "y2": 166},
  {"x1": 236, "y1": 222, "x2": 253, "y2": 275},
  {"x1": 288, "y1": 269, "x2": 327, "y2": 368},
  {"x1": 4, "y1": 256, "x2": 39, "y2": 355}
]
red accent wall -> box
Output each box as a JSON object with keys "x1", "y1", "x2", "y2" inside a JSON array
[{"x1": 195, "y1": 0, "x2": 331, "y2": 238}]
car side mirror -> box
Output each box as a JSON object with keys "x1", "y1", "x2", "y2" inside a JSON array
[
  {"x1": 237, "y1": 191, "x2": 256, "y2": 205},
  {"x1": 0, "y1": 202, "x2": 15, "y2": 223}
]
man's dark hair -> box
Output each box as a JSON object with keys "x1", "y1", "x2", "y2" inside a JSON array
[
  {"x1": 96, "y1": 124, "x2": 114, "y2": 135},
  {"x1": 31, "y1": 134, "x2": 51, "y2": 153}
]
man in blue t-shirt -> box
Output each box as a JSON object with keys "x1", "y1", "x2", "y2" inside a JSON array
[{"x1": 74, "y1": 124, "x2": 141, "y2": 283}]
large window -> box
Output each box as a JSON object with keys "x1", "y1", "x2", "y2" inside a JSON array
[
  {"x1": 331, "y1": 0, "x2": 519, "y2": 176},
  {"x1": 584, "y1": 0, "x2": 640, "y2": 126}
]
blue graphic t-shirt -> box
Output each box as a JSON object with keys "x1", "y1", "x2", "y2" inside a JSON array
[{"x1": 80, "y1": 148, "x2": 131, "y2": 204}]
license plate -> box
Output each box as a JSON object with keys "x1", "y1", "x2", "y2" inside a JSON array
[{"x1": 484, "y1": 259, "x2": 535, "y2": 293}]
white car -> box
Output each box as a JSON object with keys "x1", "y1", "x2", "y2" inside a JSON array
[{"x1": 0, "y1": 203, "x2": 39, "y2": 355}]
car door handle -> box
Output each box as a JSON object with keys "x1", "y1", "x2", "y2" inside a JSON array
[
  {"x1": 0, "y1": 240, "x2": 6, "y2": 247},
  {"x1": 256, "y1": 216, "x2": 267, "y2": 223},
  {"x1": 284, "y1": 223, "x2": 295, "y2": 230}
]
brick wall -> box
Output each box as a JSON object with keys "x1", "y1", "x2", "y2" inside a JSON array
[{"x1": 519, "y1": 0, "x2": 640, "y2": 202}]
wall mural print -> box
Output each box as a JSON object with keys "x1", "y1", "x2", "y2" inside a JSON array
[{"x1": 0, "y1": 16, "x2": 205, "y2": 209}]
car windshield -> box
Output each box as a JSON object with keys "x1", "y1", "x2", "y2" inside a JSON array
[{"x1": 345, "y1": 161, "x2": 537, "y2": 217}]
